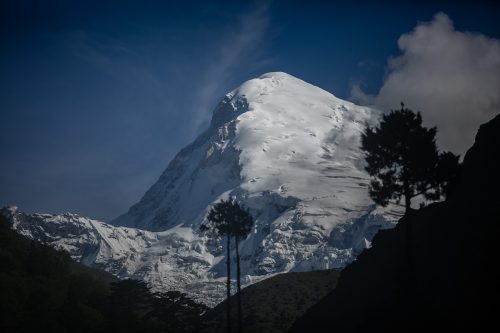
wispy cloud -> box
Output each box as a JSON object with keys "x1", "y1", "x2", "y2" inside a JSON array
[
  {"x1": 56, "y1": 3, "x2": 273, "y2": 138},
  {"x1": 190, "y1": 2, "x2": 272, "y2": 134},
  {"x1": 0, "y1": 3, "x2": 274, "y2": 220},
  {"x1": 351, "y1": 13, "x2": 500, "y2": 154}
]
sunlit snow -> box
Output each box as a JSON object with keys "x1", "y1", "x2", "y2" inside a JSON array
[{"x1": 4, "y1": 72, "x2": 404, "y2": 306}]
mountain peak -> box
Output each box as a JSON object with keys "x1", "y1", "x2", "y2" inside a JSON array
[
  {"x1": 116, "y1": 72, "x2": 391, "y2": 232},
  {"x1": 5, "y1": 73, "x2": 401, "y2": 306},
  {"x1": 228, "y1": 71, "x2": 337, "y2": 103},
  {"x1": 258, "y1": 71, "x2": 293, "y2": 78},
  {"x1": 211, "y1": 71, "x2": 344, "y2": 129}
]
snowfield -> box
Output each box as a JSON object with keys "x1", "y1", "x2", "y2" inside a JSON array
[{"x1": 2, "y1": 72, "x2": 403, "y2": 306}]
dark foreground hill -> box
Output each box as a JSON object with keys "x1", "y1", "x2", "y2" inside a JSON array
[
  {"x1": 290, "y1": 114, "x2": 500, "y2": 332},
  {"x1": 202, "y1": 269, "x2": 340, "y2": 333},
  {"x1": 0, "y1": 215, "x2": 206, "y2": 333},
  {"x1": 0, "y1": 214, "x2": 115, "y2": 332}
]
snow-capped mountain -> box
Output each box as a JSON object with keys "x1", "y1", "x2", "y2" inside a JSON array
[{"x1": 2, "y1": 72, "x2": 402, "y2": 306}]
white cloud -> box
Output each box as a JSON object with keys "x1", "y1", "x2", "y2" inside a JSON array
[
  {"x1": 350, "y1": 82, "x2": 375, "y2": 106},
  {"x1": 354, "y1": 12, "x2": 500, "y2": 154}
]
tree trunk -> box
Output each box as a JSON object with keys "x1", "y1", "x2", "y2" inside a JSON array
[
  {"x1": 403, "y1": 177, "x2": 412, "y2": 214},
  {"x1": 402, "y1": 180, "x2": 416, "y2": 304},
  {"x1": 405, "y1": 192, "x2": 411, "y2": 214},
  {"x1": 226, "y1": 235, "x2": 232, "y2": 333},
  {"x1": 235, "y1": 236, "x2": 242, "y2": 333}
]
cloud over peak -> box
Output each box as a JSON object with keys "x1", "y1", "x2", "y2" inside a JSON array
[{"x1": 354, "y1": 12, "x2": 500, "y2": 154}]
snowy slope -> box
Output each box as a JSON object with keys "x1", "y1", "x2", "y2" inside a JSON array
[
  {"x1": 2, "y1": 72, "x2": 403, "y2": 306},
  {"x1": 112, "y1": 72, "x2": 402, "y2": 271},
  {"x1": 2, "y1": 206, "x2": 224, "y2": 304}
]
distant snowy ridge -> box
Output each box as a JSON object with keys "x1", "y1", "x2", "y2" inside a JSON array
[
  {"x1": 2, "y1": 72, "x2": 403, "y2": 306},
  {"x1": 2, "y1": 206, "x2": 225, "y2": 304}
]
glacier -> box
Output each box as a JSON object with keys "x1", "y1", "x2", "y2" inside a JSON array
[{"x1": 2, "y1": 72, "x2": 403, "y2": 306}]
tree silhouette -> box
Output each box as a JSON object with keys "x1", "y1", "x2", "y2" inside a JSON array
[
  {"x1": 230, "y1": 201, "x2": 253, "y2": 333},
  {"x1": 200, "y1": 199, "x2": 254, "y2": 333},
  {"x1": 361, "y1": 103, "x2": 460, "y2": 213},
  {"x1": 435, "y1": 151, "x2": 461, "y2": 198},
  {"x1": 144, "y1": 290, "x2": 207, "y2": 332},
  {"x1": 105, "y1": 279, "x2": 152, "y2": 332}
]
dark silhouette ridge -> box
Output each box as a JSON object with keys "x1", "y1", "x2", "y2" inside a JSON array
[
  {"x1": 0, "y1": 214, "x2": 206, "y2": 332},
  {"x1": 290, "y1": 113, "x2": 500, "y2": 332}
]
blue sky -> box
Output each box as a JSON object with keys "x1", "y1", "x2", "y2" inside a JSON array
[{"x1": 1, "y1": 1, "x2": 499, "y2": 220}]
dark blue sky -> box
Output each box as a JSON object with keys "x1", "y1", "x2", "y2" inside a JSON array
[{"x1": 1, "y1": 1, "x2": 499, "y2": 221}]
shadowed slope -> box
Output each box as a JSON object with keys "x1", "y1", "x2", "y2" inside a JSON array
[
  {"x1": 203, "y1": 270, "x2": 340, "y2": 333},
  {"x1": 290, "y1": 114, "x2": 500, "y2": 332}
]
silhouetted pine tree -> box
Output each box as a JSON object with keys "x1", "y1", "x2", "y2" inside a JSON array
[
  {"x1": 435, "y1": 151, "x2": 461, "y2": 198},
  {"x1": 361, "y1": 103, "x2": 460, "y2": 213},
  {"x1": 230, "y1": 203, "x2": 253, "y2": 333},
  {"x1": 145, "y1": 290, "x2": 207, "y2": 332},
  {"x1": 200, "y1": 199, "x2": 254, "y2": 333},
  {"x1": 105, "y1": 279, "x2": 153, "y2": 332}
]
